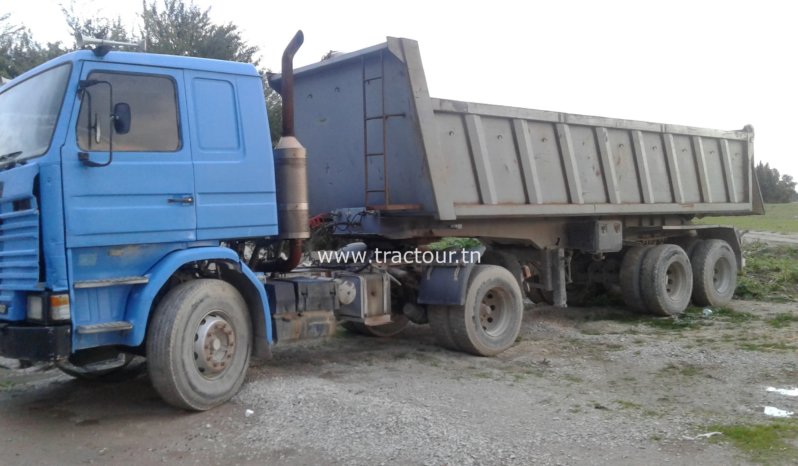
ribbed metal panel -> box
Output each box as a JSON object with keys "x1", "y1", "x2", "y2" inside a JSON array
[{"x1": 0, "y1": 197, "x2": 40, "y2": 294}]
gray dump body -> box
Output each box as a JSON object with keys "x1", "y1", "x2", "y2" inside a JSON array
[{"x1": 280, "y1": 38, "x2": 761, "y2": 222}]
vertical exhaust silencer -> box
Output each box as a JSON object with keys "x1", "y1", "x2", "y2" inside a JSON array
[{"x1": 274, "y1": 30, "x2": 309, "y2": 241}]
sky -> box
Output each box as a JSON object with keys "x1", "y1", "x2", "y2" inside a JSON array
[{"x1": 4, "y1": 0, "x2": 798, "y2": 179}]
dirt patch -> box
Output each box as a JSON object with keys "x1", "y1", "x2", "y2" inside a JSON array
[{"x1": 1, "y1": 300, "x2": 797, "y2": 465}]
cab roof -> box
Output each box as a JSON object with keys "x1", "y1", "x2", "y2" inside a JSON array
[{"x1": 6, "y1": 49, "x2": 260, "y2": 87}]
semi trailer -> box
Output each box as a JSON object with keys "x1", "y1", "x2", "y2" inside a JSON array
[{"x1": 0, "y1": 32, "x2": 762, "y2": 410}]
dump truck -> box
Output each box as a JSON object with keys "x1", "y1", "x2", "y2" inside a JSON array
[{"x1": 0, "y1": 31, "x2": 762, "y2": 410}]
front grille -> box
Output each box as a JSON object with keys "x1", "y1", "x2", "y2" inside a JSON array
[{"x1": 0, "y1": 195, "x2": 40, "y2": 302}]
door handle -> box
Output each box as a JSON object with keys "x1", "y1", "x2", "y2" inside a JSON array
[{"x1": 167, "y1": 196, "x2": 194, "y2": 205}]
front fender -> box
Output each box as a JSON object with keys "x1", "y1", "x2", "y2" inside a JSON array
[{"x1": 123, "y1": 247, "x2": 271, "y2": 347}]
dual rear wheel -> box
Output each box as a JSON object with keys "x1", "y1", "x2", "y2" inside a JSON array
[{"x1": 620, "y1": 239, "x2": 737, "y2": 315}]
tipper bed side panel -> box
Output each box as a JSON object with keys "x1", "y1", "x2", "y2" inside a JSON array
[
  {"x1": 290, "y1": 37, "x2": 756, "y2": 221},
  {"x1": 433, "y1": 99, "x2": 755, "y2": 218}
]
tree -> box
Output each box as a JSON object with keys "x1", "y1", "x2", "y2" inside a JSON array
[
  {"x1": 1, "y1": 14, "x2": 66, "y2": 79},
  {"x1": 141, "y1": 0, "x2": 257, "y2": 62},
  {"x1": 756, "y1": 162, "x2": 798, "y2": 203},
  {"x1": 140, "y1": 0, "x2": 281, "y2": 140},
  {"x1": 2, "y1": 1, "x2": 283, "y2": 142}
]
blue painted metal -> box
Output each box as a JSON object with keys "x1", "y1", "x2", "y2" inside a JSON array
[
  {"x1": 417, "y1": 264, "x2": 476, "y2": 306},
  {"x1": 0, "y1": 163, "x2": 41, "y2": 321},
  {"x1": 183, "y1": 70, "x2": 278, "y2": 240},
  {"x1": 0, "y1": 51, "x2": 278, "y2": 354},
  {"x1": 123, "y1": 247, "x2": 272, "y2": 348},
  {"x1": 69, "y1": 242, "x2": 193, "y2": 350},
  {"x1": 61, "y1": 61, "x2": 197, "y2": 248}
]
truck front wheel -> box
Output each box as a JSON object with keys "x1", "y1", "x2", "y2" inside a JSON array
[
  {"x1": 147, "y1": 279, "x2": 252, "y2": 411},
  {"x1": 448, "y1": 265, "x2": 523, "y2": 356}
]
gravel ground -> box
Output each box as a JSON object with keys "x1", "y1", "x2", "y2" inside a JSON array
[{"x1": 1, "y1": 299, "x2": 797, "y2": 465}]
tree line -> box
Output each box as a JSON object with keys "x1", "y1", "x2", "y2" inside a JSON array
[
  {"x1": 756, "y1": 162, "x2": 798, "y2": 203},
  {"x1": 1, "y1": 0, "x2": 281, "y2": 143}
]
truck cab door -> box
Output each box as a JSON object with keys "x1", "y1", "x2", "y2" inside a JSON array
[{"x1": 62, "y1": 63, "x2": 196, "y2": 248}]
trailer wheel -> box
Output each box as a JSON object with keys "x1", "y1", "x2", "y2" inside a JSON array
[
  {"x1": 640, "y1": 245, "x2": 693, "y2": 316},
  {"x1": 341, "y1": 316, "x2": 409, "y2": 337},
  {"x1": 672, "y1": 237, "x2": 703, "y2": 259},
  {"x1": 620, "y1": 246, "x2": 652, "y2": 312},
  {"x1": 147, "y1": 279, "x2": 252, "y2": 411},
  {"x1": 691, "y1": 239, "x2": 737, "y2": 307},
  {"x1": 448, "y1": 265, "x2": 523, "y2": 356},
  {"x1": 427, "y1": 306, "x2": 459, "y2": 350}
]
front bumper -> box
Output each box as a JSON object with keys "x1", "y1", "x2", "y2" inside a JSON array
[{"x1": 0, "y1": 323, "x2": 71, "y2": 361}]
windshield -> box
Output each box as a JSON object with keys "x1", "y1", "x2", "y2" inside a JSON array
[{"x1": 0, "y1": 63, "x2": 71, "y2": 165}]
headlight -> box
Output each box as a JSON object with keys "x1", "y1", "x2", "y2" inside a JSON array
[{"x1": 27, "y1": 295, "x2": 44, "y2": 320}]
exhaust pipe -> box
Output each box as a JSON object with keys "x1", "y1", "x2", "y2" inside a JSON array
[
  {"x1": 280, "y1": 30, "x2": 303, "y2": 138},
  {"x1": 269, "y1": 30, "x2": 308, "y2": 273}
]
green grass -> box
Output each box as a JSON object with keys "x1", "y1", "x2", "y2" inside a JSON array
[
  {"x1": 694, "y1": 202, "x2": 798, "y2": 234},
  {"x1": 615, "y1": 400, "x2": 642, "y2": 410},
  {"x1": 712, "y1": 306, "x2": 757, "y2": 323},
  {"x1": 739, "y1": 342, "x2": 797, "y2": 352},
  {"x1": 427, "y1": 237, "x2": 482, "y2": 251},
  {"x1": 659, "y1": 362, "x2": 703, "y2": 377},
  {"x1": 633, "y1": 306, "x2": 755, "y2": 332},
  {"x1": 736, "y1": 243, "x2": 798, "y2": 302},
  {"x1": 767, "y1": 313, "x2": 798, "y2": 328},
  {"x1": 708, "y1": 421, "x2": 798, "y2": 464}
]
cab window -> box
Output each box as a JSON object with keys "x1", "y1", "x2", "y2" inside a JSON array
[{"x1": 77, "y1": 72, "x2": 180, "y2": 152}]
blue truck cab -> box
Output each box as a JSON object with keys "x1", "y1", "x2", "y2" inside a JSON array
[{"x1": 0, "y1": 44, "x2": 297, "y2": 409}]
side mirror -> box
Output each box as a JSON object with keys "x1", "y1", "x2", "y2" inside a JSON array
[{"x1": 113, "y1": 102, "x2": 131, "y2": 135}]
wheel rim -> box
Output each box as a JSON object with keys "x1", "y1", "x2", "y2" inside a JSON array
[
  {"x1": 194, "y1": 312, "x2": 236, "y2": 380},
  {"x1": 665, "y1": 261, "x2": 689, "y2": 301},
  {"x1": 478, "y1": 286, "x2": 513, "y2": 337},
  {"x1": 712, "y1": 256, "x2": 734, "y2": 295}
]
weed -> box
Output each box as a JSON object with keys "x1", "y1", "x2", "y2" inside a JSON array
[
  {"x1": 735, "y1": 243, "x2": 798, "y2": 302},
  {"x1": 615, "y1": 400, "x2": 642, "y2": 410},
  {"x1": 427, "y1": 237, "x2": 482, "y2": 251},
  {"x1": 712, "y1": 307, "x2": 757, "y2": 323},
  {"x1": 562, "y1": 374, "x2": 584, "y2": 383},
  {"x1": 739, "y1": 342, "x2": 797, "y2": 352},
  {"x1": 767, "y1": 313, "x2": 798, "y2": 328},
  {"x1": 660, "y1": 362, "x2": 702, "y2": 377},
  {"x1": 707, "y1": 421, "x2": 798, "y2": 464},
  {"x1": 0, "y1": 380, "x2": 15, "y2": 391}
]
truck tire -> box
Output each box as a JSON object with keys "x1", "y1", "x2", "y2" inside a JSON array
[
  {"x1": 427, "y1": 306, "x2": 459, "y2": 351},
  {"x1": 620, "y1": 246, "x2": 652, "y2": 312},
  {"x1": 481, "y1": 249, "x2": 524, "y2": 292},
  {"x1": 640, "y1": 244, "x2": 693, "y2": 316},
  {"x1": 671, "y1": 237, "x2": 703, "y2": 259},
  {"x1": 341, "y1": 316, "x2": 409, "y2": 337},
  {"x1": 447, "y1": 265, "x2": 523, "y2": 356},
  {"x1": 147, "y1": 279, "x2": 252, "y2": 411},
  {"x1": 691, "y1": 239, "x2": 737, "y2": 307}
]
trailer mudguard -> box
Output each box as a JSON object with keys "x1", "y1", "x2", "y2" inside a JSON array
[
  {"x1": 123, "y1": 247, "x2": 272, "y2": 348},
  {"x1": 416, "y1": 263, "x2": 476, "y2": 306}
]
